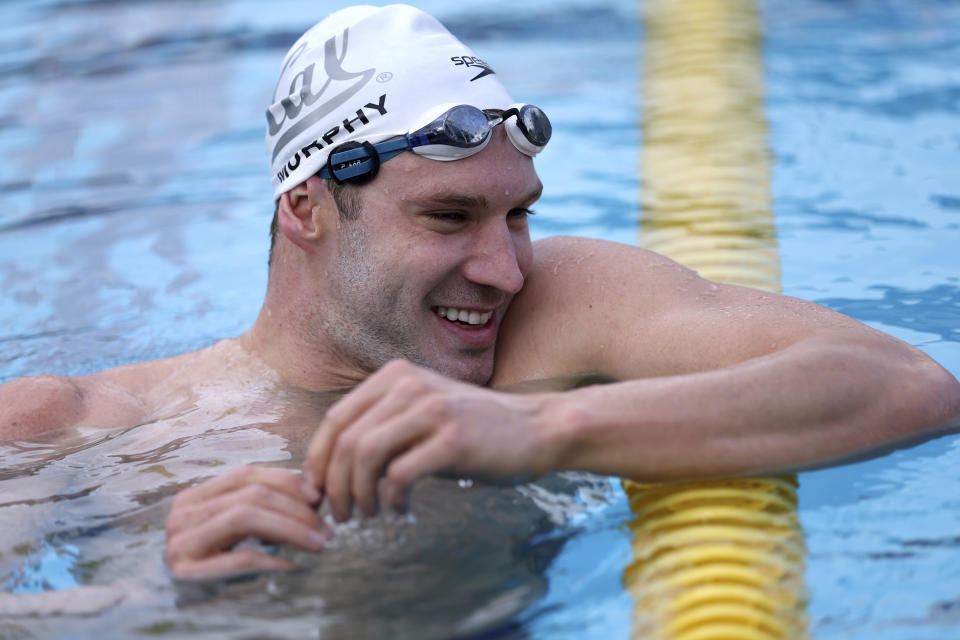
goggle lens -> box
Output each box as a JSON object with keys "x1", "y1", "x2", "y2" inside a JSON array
[
  {"x1": 415, "y1": 104, "x2": 550, "y2": 158},
  {"x1": 517, "y1": 105, "x2": 551, "y2": 147},
  {"x1": 440, "y1": 106, "x2": 493, "y2": 147}
]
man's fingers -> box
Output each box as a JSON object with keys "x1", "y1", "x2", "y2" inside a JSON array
[
  {"x1": 173, "y1": 465, "x2": 318, "y2": 510},
  {"x1": 382, "y1": 431, "x2": 461, "y2": 513},
  {"x1": 304, "y1": 368, "x2": 396, "y2": 484},
  {"x1": 321, "y1": 370, "x2": 431, "y2": 520},
  {"x1": 167, "y1": 503, "x2": 330, "y2": 565},
  {"x1": 350, "y1": 409, "x2": 437, "y2": 517},
  {"x1": 171, "y1": 549, "x2": 295, "y2": 581},
  {"x1": 304, "y1": 360, "x2": 433, "y2": 487},
  {"x1": 164, "y1": 465, "x2": 339, "y2": 582},
  {"x1": 167, "y1": 482, "x2": 323, "y2": 537},
  {"x1": 304, "y1": 401, "x2": 366, "y2": 494},
  {"x1": 324, "y1": 427, "x2": 357, "y2": 522}
]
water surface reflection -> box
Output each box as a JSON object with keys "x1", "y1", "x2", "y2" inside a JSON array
[{"x1": 0, "y1": 376, "x2": 614, "y2": 638}]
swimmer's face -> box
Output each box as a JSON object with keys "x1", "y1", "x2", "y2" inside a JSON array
[{"x1": 322, "y1": 128, "x2": 540, "y2": 384}]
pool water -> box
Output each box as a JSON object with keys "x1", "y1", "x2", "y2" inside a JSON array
[
  {"x1": 1, "y1": 0, "x2": 959, "y2": 638},
  {"x1": 765, "y1": 2, "x2": 960, "y2": 637}
]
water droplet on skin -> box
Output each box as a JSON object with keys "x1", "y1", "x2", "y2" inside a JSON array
[{"x1": 458, "y1": 478, "x2": 474, "y2": 489}]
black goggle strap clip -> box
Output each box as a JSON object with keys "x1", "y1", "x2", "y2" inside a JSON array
[{"x1": 319, "y1": 138, "x2": 409, "y2": 185}]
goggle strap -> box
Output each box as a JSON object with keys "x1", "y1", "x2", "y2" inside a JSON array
[
  {"x1": 372, "y1": 138, "x2": 410, "y2": 163},
  {"x1": 321, "y1": 138, "x2": 410, "y2": 184}
]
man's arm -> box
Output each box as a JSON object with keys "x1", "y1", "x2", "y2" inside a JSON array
[
  {"x1": 0, "y1": 375, "x2": 87, "y2": 439},
  {"x1": 0, "y1": 343, "x2": 228, "y2": 440},
  {"x1": 303, "y1": 237, "x2": 960, "y2": 519},
  {"x1": 528, "y1": 331, "x2": 959, "y2": 480},
  {"x1": 491, "y1": 236, "x2": 960, "y2": 478},
  {"x1": 0, "y1": 368, "x2": 155, "y2": 440}
]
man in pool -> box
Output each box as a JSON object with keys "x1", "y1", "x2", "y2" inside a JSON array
[{"x1": 1, "y1": 5, "x2": 959, "y2": 579}]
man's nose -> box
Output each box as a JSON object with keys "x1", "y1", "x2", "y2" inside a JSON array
[{"x1": 463, "y1": 223, "x2": 525, "y2": 295}]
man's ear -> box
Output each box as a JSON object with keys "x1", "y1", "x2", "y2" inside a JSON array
[{"x1": 276, "y1": 177, "x2": 332, "y2": 254}]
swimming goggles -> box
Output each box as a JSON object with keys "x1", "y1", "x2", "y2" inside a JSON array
[{"x1": 318, "y1": 103, "x2": 551, "y2": 184}]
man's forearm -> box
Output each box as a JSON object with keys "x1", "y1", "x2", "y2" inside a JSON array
[{"x1": 542, "y1": 332, "x2": 960, "y2": 480}]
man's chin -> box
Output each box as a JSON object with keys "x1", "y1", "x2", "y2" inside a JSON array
[{"x1": 432, "y1": 355, "x2": 495, "y2": 386}]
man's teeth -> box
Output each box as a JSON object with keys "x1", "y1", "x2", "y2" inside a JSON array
[{"x1": 436, "y1": 307, "x2": 492, "y2": 326}]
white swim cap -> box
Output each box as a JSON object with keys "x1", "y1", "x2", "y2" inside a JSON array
[{"x1": 266, "y1": 4, "x2": 515, "y2": 199}]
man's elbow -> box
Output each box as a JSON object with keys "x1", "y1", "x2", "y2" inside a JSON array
[
  {"x1": 0, "y1": 375, "x2": 86, "y2": 439},
  {"x1": 928, "y1": 362, "x2": 960, "y2": 427},
  {"x1": 898, "y1": 354, "x2": 960, "y2": 436}
]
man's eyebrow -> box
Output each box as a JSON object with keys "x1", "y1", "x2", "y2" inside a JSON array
[
  {"x1": 417, "y1": 192, "x2": 489, "y2": 209},
  {"x1": 412, "y1": 184, "x2": 543, "y2": 209}
]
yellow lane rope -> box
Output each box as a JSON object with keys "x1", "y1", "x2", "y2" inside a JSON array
[{"x1": 625, "y1": 0, "x2": 809, "y2": 638}]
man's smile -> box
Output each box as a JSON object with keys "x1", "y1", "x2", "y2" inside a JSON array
[{"x1": 433, "y1": 306, "x2": 494, "y2": 328}]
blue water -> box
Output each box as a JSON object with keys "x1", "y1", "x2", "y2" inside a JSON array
[
  {"x1": 765, "y1": 2, "x2": 960, "y2": 637},
  {"x1": 1, "y1": 0, "x2": 959, "y2": 638}
]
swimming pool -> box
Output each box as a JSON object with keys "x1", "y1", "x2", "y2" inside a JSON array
[{"x1": 1, "y1": 1, "x2": 958, "y2": 638}]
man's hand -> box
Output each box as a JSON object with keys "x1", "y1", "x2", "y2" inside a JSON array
[
  {"x1": 303, "y1": 360, "x2": 559, "y2": 522},
  {"x1": 165, "y1": 465, "x2": 330, "y2": 580}
]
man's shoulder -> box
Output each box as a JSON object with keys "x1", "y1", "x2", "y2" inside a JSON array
[
  {"x1": 526, "y1": 236, "x2": 685, "y2": 288},
  {"x1": 492, "y1": 237, "x2": 675, "y2": 384},
  {"x1": 0, "y1": 374, "x2": 87, "y2": 440},
  {"x1": 516, "y1": 236, "x2": 690, "y2": 311},
  {"x1": 0, "y1": 340, "x2": 233, "y2": 440}
]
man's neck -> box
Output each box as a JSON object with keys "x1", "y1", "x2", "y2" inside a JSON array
[{"x1": 242, "y1": 281, "x2": 367, "y2": 392}]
